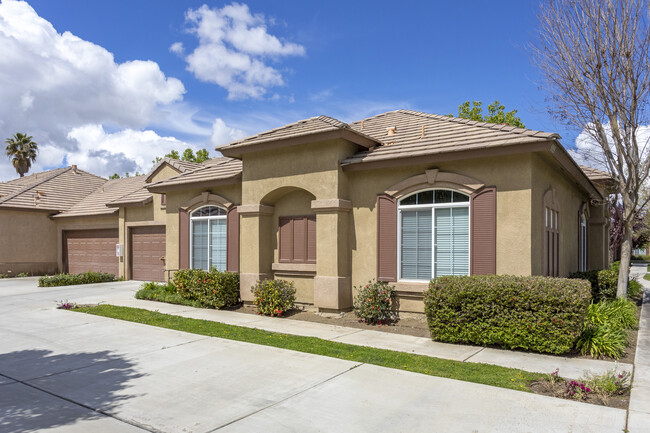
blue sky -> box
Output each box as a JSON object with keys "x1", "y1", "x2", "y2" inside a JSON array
[{"x1": 0, "y1": 0, "x2": 578, "y2": 180}]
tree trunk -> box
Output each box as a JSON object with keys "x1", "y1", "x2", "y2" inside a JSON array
[{"x1": 617, "y1": 224, "x2": 633, "y2": 299}]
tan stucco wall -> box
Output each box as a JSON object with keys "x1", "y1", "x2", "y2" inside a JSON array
[
  {"x1": 530, "y1": 153, "x2": 596, "y2": 276},
  {"x1": 0, "y1": 209, "x2": 58, "y2": 275}
]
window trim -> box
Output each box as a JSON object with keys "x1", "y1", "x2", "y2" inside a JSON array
[
  {"x1": 189, "y1": 205, "x2": 227, "y2": 271},
  {"x1": 397, "y1": 188, "x2": 471, "y2": 282}
]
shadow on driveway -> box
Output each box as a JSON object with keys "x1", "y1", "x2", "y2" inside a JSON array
[{"x1": 0, "y1": 349, "x2": 143, "y2": 433}]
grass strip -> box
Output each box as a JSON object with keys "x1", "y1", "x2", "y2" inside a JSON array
[{"x1": 75, "y1": 304, "x2": 542, "y2": 392}]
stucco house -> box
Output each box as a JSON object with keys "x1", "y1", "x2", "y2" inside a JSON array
[{"x1": 0, "y1": 109, "x2": 612, "y2": 313}]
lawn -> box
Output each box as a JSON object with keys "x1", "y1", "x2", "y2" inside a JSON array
[{"x1": 75, "y1": 305, "x2": 542, "y2": 393}]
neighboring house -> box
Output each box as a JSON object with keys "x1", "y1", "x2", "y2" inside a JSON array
[
  {"x1": 0, "y1": 110, "x2": 614, "y2": 313},
  {"x1": 147, "y1": 109, "x2": 612, "y2": 312},
  {"x1": 0, "y1": 166, "x2": 106, "y2": 275}
]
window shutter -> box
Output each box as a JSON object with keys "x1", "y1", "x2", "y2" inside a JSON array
[
  {"x1": 307, "y1": 216, "x2": 316, "y2": 263},
  {"x1": 470, "y1": 187, "x2": 496, "y2": 275},
  {"x1": 279, "y1": 217, "x2": 293, "y2": 262},
  {"x1": 377, "y1": 194, "x2": 397, "y2": 282},
  {"x1": 179, "y1": 208, "x2": 190, "y2": 269},
  {"x1": 226, "y1": 206, "x2": 239, "y2": 272},
  {"x1": 293, "y1": 217, "x2": 307, "y2": 262}
]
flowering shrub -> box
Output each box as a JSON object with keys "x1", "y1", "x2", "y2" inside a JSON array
[
  {"x1": 353, "y1": 280, "x2": 395, "y2": 325},
  {"x1": 251, "y1": 279, "x2": 296, "y2": 316},
  {"x1": 39, "y1": 271, "x2": 117, "y2": 287},
  {"x1": 173, "y1": 269, "x2": 240, "y2": 309},
  {"x1": 582, "y1": 369, "x2": 631, "y2": 405},
  {"x1": 56, "y1": 300, "x2": 77, "y2": 310},
  {"x1": 424, "y1": 275, "x2": 591, "y2": 354},
  {"x1": 564, "y1": 380, "x2": 592, "y2": 400}
]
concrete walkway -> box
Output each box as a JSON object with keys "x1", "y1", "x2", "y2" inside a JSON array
[
  {"x1": 0, "y1": 277, "x2": 631, "y2": 432},
  {"x1": 108, "y1": 294, "x2": 631, "y2": 381},
  {"x1": 628, "y1": 262, "x2": 650, "y2": 432}
]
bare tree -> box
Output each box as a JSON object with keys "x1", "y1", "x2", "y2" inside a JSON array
[{"x1": 533, "y1": 0, "x2": 650, "y2": 298}]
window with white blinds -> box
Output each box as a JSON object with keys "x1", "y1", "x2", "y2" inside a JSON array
[
  {"x1": 190, "y1": 206, "x2": 227, "y2": 271},
  {"x1": 398, "y1": 190, "x2": 470, "y2": 281}
]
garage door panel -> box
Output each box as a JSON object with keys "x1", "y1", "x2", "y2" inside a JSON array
[
  {"x1": 131, "y1": 226, "x2": 166, "y2": 282},
  {"x1": 65, "y1": 229, "x2": 119, "y2": 275}
]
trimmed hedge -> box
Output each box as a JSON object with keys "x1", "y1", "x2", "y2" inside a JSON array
[
  {"x1": 172, "y1": 269, "x2": 239, "y2": 309},
  {"x1": 568, "y1": 269, "x2": 618, "y2": 301},
  {"x1": 38, "y1": 271, "x2": 117, "y2": 287},
  {"x1": 424, "y1": 275, "x2": 591, "y2": 354},
  {"x1": 251, "y1": 279, "x2": 296, "y2": 316}
]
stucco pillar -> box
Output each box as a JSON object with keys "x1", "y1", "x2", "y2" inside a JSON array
[
  {"x1": 311, "y1": 199, "x2": 352, "y2": 311},
  {"x1": 237, "y1": 204, "x2": 274, "y2": 302}
]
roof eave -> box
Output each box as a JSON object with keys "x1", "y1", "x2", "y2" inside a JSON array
[
  {"x1": 50, "y1": 209, "x2": 119, "y2": 219},
  {"x1": 106, "y1": 196, "x2": 153, "y2": 208},
  {"x1": 219, "y1": 129, "x2": 379, "y2": 159},
  {"x1": 147, "y1": 173, "x2": 242, "y2": 193}
]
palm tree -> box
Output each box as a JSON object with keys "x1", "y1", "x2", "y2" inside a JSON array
[{"x1": 5, "y1": 133, "x2": 38, "y2": 177}]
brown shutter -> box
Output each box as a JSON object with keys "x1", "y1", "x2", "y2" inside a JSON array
[
  {"x1": 377, "y1": 194, "x2": 397, "y2": 282},
  {"x1": 470, "y1": 186, "x2": 496, "y2": 275},
  {"x1": 293, "y1": 217, "x2": 307, "y2": 262},
  {"x1": 179, "y1": 208, "x2": 190, "y2": 269},
  {"x1": 307, "y1": 215, "x2": 316, "y2": 263},
  {"x1": 226, "y1": 206, "x2": 239, "y2": 272},
  {"x1": 279, "y1": 217, "x2": 293, "y2": 262}
]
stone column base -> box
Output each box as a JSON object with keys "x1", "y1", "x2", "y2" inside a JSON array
[
  {"x1": 314, "y1": 276, "x2": 352, "y2": 311},
  {"x1": 240, "y1": 273, "x2": 272, "y2": 303}
]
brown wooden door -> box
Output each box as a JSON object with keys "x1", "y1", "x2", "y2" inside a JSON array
[
  {"x1": 130, "y1": 226, "x2": 166, "y2": 281},
  {"x1": 64, "y1": 229, "x2": 119, "y2": 275}
]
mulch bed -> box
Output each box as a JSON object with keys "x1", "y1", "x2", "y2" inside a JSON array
[{"x1": 530, "y1": 379, "x2": 630, "y2": 409}]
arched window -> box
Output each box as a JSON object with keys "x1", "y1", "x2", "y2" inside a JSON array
[
  {"x1": 579, "y1": 211, "x2": 588, "y2": 272},
  {"x1": 398, "y1": 189, "x2": 470, "y2": 280},
  {"x1": 190, "y1": 205, "x2": 227, "y2": 271}
]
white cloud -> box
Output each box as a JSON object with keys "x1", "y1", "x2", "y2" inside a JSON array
[
  {"x1": 66, "y1": 124, "x2": 194, "y2": 177},
  {"x1": 179, "y1": 3, "x2": 305, "y2": 100},
  {"x1": 170, "y1": 41, "x2": 184, "y2": 55},
  {"x1": 210, "y1": 118, "x2": 247, "y2": 147},
  {"x1": 0, "y1": 0, "x2": 187, "y2": 180}
]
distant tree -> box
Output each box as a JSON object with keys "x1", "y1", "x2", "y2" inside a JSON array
[
  {"x1": 108, "y1": 173, "x2": 120, "y2": 179},
  {"x1": 5, "y1": 133, "x2": 38, "y2": 177},
  {"x1": 610, "y1": 199, "x2": 650, "y2": 259},
  {"x1": 449, "y1": 101, "x2": 525, "y2": 128},
  {"x1": 152, "y1": 148, "x2": 210, "y2": 165}
]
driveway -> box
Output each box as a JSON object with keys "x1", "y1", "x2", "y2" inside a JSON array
[{"x1": 0, "y1": 278, "x2": 628, "y2": 432}]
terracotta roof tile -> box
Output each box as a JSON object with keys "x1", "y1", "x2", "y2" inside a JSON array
[
  {"x1": 580, "y1": 165, "x2": 614, "y2": 182},
  {"x1": 0, "y1": 167, "x2": 106, "y2": 211},
  {"x1": 53, "y1": 175, "x2": 147, "y2": 217}
]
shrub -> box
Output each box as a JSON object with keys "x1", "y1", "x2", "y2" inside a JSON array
[
  {"x1": 16, "y1": 272, "x2": 29, "y2": 278},
  {"x1": 173, "y1": 269, "x2": 240, "y2": 309},
  {"x1": 251, "y1": 279, "x2": 296, "y2": 316},
  {"x1": 38, "y1": 271, "x2": 117, "y2": 287},
  {"x1": 424, "y1": 275, "x2": 591, "y2": 354},
  {"x1": 586, "y1": 298, "x2": 637, "y2": 330},
  {"x1": 582, "y1": 369, "x2": 631, "y2": 405},
  {"x1": 0, "y1": 274, "x2": 7, "y2": 279},
  {"x1": 628, "y1": 279, "x2": 643, "y2": 298},
  {"x1": 136, "y1": 282, "x2": 203, "y2": 308},
  {"x1": 353, "y1": 280, "x2": 395, "y2": 325},
  {"x1": 569, "y1": 269, "x2": 617, "y2": 301},
  {"x1": 576, "y1": 323, "x2": 627, "y2": 359}
]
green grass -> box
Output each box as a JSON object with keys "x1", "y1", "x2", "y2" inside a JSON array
[
  {"x1": 135, "y1": 282, "x2": 204, "y2": 308},
  {"x1": 75, "y1": 304, "x2": 543, "y2": 393}
]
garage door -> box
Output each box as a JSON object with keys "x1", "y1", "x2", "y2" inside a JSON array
[
  {"x1": 64, "y1": 229, "x2": 119, "y2": 275},
  {"x1": 130, "y1": 226, "x2": 166, "y2": 281}
]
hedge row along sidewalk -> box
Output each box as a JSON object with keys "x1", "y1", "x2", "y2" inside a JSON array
[{"x1": 74, "y1": 305, "x2": 542, "y2": 393}]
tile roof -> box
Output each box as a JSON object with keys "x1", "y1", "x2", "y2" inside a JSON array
[
  {"x1": 147, "y1": 157, "x2": 242, "y2": 191},
  {"x1": 53, "y1": 175, "x2": 147, "y2": 218},
  {"x1": 340, "y1": 110, "x2": 559, "y2": 167},
  {"x1": 580, "y1": 165, "x2": 614, "y2": 182},
  {"x1": 219, "y1": 115, "x2": 379, "y2": 154},
  {"x1": 0, "y1": 167, "x2": 106, "y2": 211},
  {"x1": 145, "y1": 157, "x2": 202, "y2": 182}
]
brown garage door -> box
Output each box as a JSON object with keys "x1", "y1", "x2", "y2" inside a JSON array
[
  {"x1": 64, "y1": 229, "x2": 119, "y2": 275},
  {"x1": 130, "y1": 226, "x2": 166, "y2": 282}
]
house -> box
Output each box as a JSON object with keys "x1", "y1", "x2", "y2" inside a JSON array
[
  {"x1": 0, "y1": 109, "x2": 613, "y2": 313},
  {"x1": 147, "y1": 109, "x2": 611, "y2": 312}
]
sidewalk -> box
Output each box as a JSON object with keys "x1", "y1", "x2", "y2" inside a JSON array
[
  {"x1": 628, "y1": 262, "x2": 650, "y2": 432},
  {"x1": 105, "y1": 295, "x2": 631, "y2": 381}
]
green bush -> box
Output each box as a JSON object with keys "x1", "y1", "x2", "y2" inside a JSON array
[
  {"x1": 628, "y1": 279, "x2": 643, "y2": 298},
  {"x1": 424, "y1": 275, "x2": 591, "y2": 354},
  {"x1": 136, "y1": 282, "x2": 203, "y2": 308},
  {"x1": 38, "y1": 271, "x2": 117, "y2": 287},
  {"x1": 586, "y1": 299, "x2": 637, "y2": 330},
  {"x1": 576, "y1": 323, "x2": 627, "y2": 359},
  {"x1": 251, "y1": 279, "x2": 296, "y2": 316},
  {"x1": 0, "y1": 273, "x2": 8, "y2": 279},
  {"x1": 569, "y1": 269, "x2": 617, "y2": 301},
  {"x1": 173, "y1": 269, "x2": 240, "y2": 309},
  {"x1": 353, "y1": 280, "x2": 395, "y2": 325},
  {"x1": 16, "y1": 272, "x2": 29, "y2": 278}
]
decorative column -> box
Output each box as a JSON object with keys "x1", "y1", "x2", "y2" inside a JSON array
[
  {"x1": 311, "y1": 199, "x2": 353, "y2": 311},
  {"x1": 237, "y1": 204, "x2": 274, "y2": 303}
]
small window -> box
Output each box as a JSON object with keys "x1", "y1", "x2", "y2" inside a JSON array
[
  {"x1": 579, "y1": 212, "x2": 588, "y2": 272},
  {"x1": 190, "y1": 206, "x2": 227, "y2": 271},
  {"x1": 279, "y1": 215, "x2": 316, "y2": 263},
  {"x1": 544, "y1": 206, "x2": 560, "y2": 277},
  {"x1": 160, "y1": 193, "x2": 167, "y2": 207}
]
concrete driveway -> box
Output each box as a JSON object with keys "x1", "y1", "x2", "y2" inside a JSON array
[{"x1": 0, "y1": 278, "x2": 628, "y2": 433}]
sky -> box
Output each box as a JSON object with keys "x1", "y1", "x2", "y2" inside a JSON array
[{"x1": 0, "y1": 0, "x2": 583, "y2": 180}]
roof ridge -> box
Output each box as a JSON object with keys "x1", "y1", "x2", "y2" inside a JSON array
[
  {"x1": 395, "y1": 109, "x2": 558, "y2": 138},
  {"x1": 0, "y1": 167, "x2": 71, "y2": 204}
]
